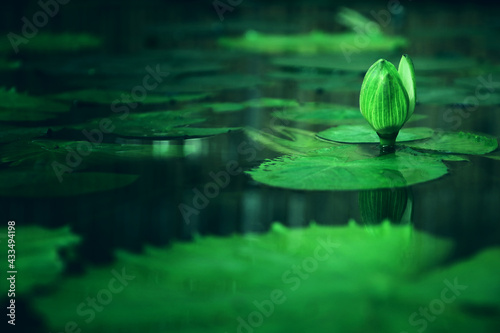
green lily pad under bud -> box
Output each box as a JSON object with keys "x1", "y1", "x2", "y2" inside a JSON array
[{"x1": 359, "y1": 55, "x2": 416, "y2": 150}]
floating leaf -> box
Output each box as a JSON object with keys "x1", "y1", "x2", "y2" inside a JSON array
[
  {"x1": 266, "y1": 69, "x2": 362, "y2": 92},
  {"x1": 0, "y1": 87, "x2": 69, "y2": 121},
  {"x1": 219, "y1": 30, "x2": 407, "y2": 54},
  {"x1": 32, "y1": 221, "x2": 465, "y2": 333},
  {"x1": 317, "y1": 124, "x2": 434, "y2": 143},
  {"x1": 406, "y1": 132, "x2": 498, "y2": 155},
  {"x1": 0, "y1": 33, "x2": 102, "y2": 54},
  {"x1": 272, "y1": 103, "x2": 427, "y2": 126},
  {"x1": 107, "y1": 110, "x2": 239, "y2": 139},
  {"x1": 247, "y1": 147, "x2": 448, "y2": 191},
  {"x1": 204, "y1": 98, "x2": 299, "y2": 113},
  {"x1": 70, "y1": 109, "x2": 238, "y2": 139},
  {"x1": 0, "y1": 171, "x2": 139, "y2": 197},
  {"x1": 411, "y1": 56, "x2": 478, "y2": 72},
  {"x1": 0, "y1": 139, "x2": 195, "y2": 168},
  {"x1": 245, "y1": 126, "x2": 337, "y2": 155},
  {"x1": 395, "y1": 246, "x2": 500, "y2": 333},
  {"x1": 48, "y1": 89, "x2": 211, "y2": 105},
  {"x1": 203, "y1": 102, "x2": 247, "y2": 113},
  {"x1": 417, "y1": 86, "x2": 480, "y2": 105},
  {"x1": 163, "y1": 74, "x2": 263, "y2": 93},
  {"x1": 271, "y1": 103, "x2": 365, "y2": 125},
  {"x1": 0, "y1": 226, "x2": 79, "y2": 294},
  {"x1": 0, "y1": 126, "x2": 51, "y2": 144},
  {"x1": 484, "y1": 154, "x2": 500, "y2": 160},
  {"x1": 244, "y1": 98, "x2": 300, "y2": 109},
  {"x1": 271, "y1": 53, "x2": 399, "y2": 72},
  {"x1": 0, "y1": 58, "x2": 21, "y2": 70},
  {"x1": 298, "y1": 75, "x2": 362, "y2": 92}
]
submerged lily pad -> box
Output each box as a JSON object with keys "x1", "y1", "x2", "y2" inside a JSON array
[
  {"x1": 32, "y1": 222, "x2": 499, "y2": 333},
  {"x1": 0, "y1": 32, "x2": 102, "y2": 54},
  {"x1": 0, "y1": 226, "x2": 79, "y2": 294},
  {"x1": 204, "y1": 98, "x2": 299, "y2": 113},
  {"x1": 163, "y1": 74, "x2": 263, "y2": 93},
  {"x1": 271, "y1": 103, "x2": 365, "y2": 125},
  {"x1": 484, "y1": 154, "x2": 500, "y2": 160},
  {"x1": 248, "y1": 147, "x2": 448, "y2": 191},
  {"x1": 107, "y1": 110, "x2": 238, "y2": 139},
  {"x1": 271, "y1": 53, "x2": 399, "y2": 72},
  {"x1": 0, "y1": 87, "x2": 69, "y2": 121},
  {"x1": 417, "y1": 86, "x2": 482, "y2": 105},
  {"x1": 0, "y1": 126, "x2": 51, "y2": 144},
  {"x1": 317, "y1": 124, "x2": 434, "y2": 143},
  {"x1": 0, "y1": 139, "x2": 195, "y2": 168},
  {"x1": 49, "y1": 89, "x2": 211, "y2": 105},
  {"x1": 0, "y1": 171, "x2": 139, "y2": 197},
  {"x1": 272, "y1": 103, "x2": 427, "y2": 125},
  {"x1": 219, "y1": 30, "x2": 407, "y2": 54},
  {"x1": 411, "y1": 56, "x2": 478, "y2": 72},
  {"x1": 70, "y1": 108, "x2": 238, "y2": 139},
  {"x1": 406, "y1": 132, "x2": 498, "y2": 155},
  {"x1": 0, "y1": 58, "x2": 21, "y2": 70}
]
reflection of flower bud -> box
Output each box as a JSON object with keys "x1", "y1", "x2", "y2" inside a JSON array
[
  {"x1": 359, "y1": 55, "x2": 416, "y2": 149},
  {"x1": 358, "y1": 187, "x2": 411, "y2": 225}
]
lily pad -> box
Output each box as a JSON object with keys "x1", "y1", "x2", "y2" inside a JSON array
[
  {"x1": 202, "y1": 102, "x2": 246, "y2": 113},
  {"x1": 0, "y1": 87, "x2": 69, "y2": 121},
  {"x1": 417, "y1": 86, "x2": 496, "y2": 106},
  {"x1": 71, "y1": 109, "x2": 238, "y2": 139},
  {"x1": 406, "y1": 132, "x2": 498, "y2": 155},
  {"x1": 162, "y1": 74, "x2": 263, "y2": 93},
  {"x1": 32, "y1": 221, "x2": 463, "y2": 333},
  {"x1": 0, "y1": 32, "x2": 102, "y2": 54},
  {"x1": 48, "y1": 89, "x2": 211, "y2": 105},
  {"x1": 0, "y1": 139, "x2": 195, "y2": 168},
  {"x1": 0, "y1": 126, "x2": 51, "y2": 144},
  {"x1": 317, "y1": 124, "x2": 434, "y2": 143},
  {"x1": 247, "y1": 147, "x2": 448, "y2": 191},
  {"x1": 271, "y1": 103, "x2": 365, "y2": 125},
  {"x1": 272, "y1": 103, "x2": 427, "y2": 126},
  {"x1": 0, "y1": 58, "x2": 21, "y2": 70},
  {"x1": 484, "y1": 154, "x2": 500, "y2": 160},
  {"x1": 219, "y1": 30, "x2": 407, "y2": 54},
  {"x1": 245, "y1": 126, "x2": 337, "y2": 155},
  {"x1": 267, "y1": 70, "x2": 362, "y2": 92},
  {"x1": 411, "y1": 56, "x2": 478, "y2": 72},
  {"x1": 0, "y1": 171, "x2": 139, "y2": 197},
  {"x1": 204, "y1": 98, "x2": 299, "y2": 113},
  {"x1": 103, "y1": 110, "x2": 238, "y2": 139},
  {"x1": 271, "y1": 53, "x2": 400, "y2": 72},
  {"x1": 0, "y1": 226, "x2": 79, "y2": 294}
]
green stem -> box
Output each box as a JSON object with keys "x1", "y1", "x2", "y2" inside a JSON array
[{"x1": 377, "y1": 131, "x2": 399, "y2": 154}]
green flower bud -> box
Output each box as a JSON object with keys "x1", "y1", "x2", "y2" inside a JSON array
[{"x1": 359, "y1": 55, "x2": 416, "y2": 150}]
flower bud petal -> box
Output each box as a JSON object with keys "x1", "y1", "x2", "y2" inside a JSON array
[
  {"x1": 398, "y1": 54, "x2": 416, "y2": 121},
  {"x1": 359, "y1": 59, "x2": 409, "y2": 136}
]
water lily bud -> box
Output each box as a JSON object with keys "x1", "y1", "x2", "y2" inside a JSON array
[{"x1": 359, "y1": 58, "x2": 410, "y2": 148}]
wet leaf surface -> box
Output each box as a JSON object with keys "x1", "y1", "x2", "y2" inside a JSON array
[
  {"x1": 406, "y1": 132, "x2": 498, "y2": 155},
  {"x1": 247, "y1": 147, "x2": 448, "y2": 191},
  {"x1": 317, "y1": 124, "x2": 434, "y2": 143}
]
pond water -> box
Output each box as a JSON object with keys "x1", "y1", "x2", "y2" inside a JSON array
[{"x1": 1, "y1": 1, "x2": 500, "y2": 332}]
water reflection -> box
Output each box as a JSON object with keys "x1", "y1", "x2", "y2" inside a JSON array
[{"x1": 358, "y1": 186, "x2": 412, "y2": 225}]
